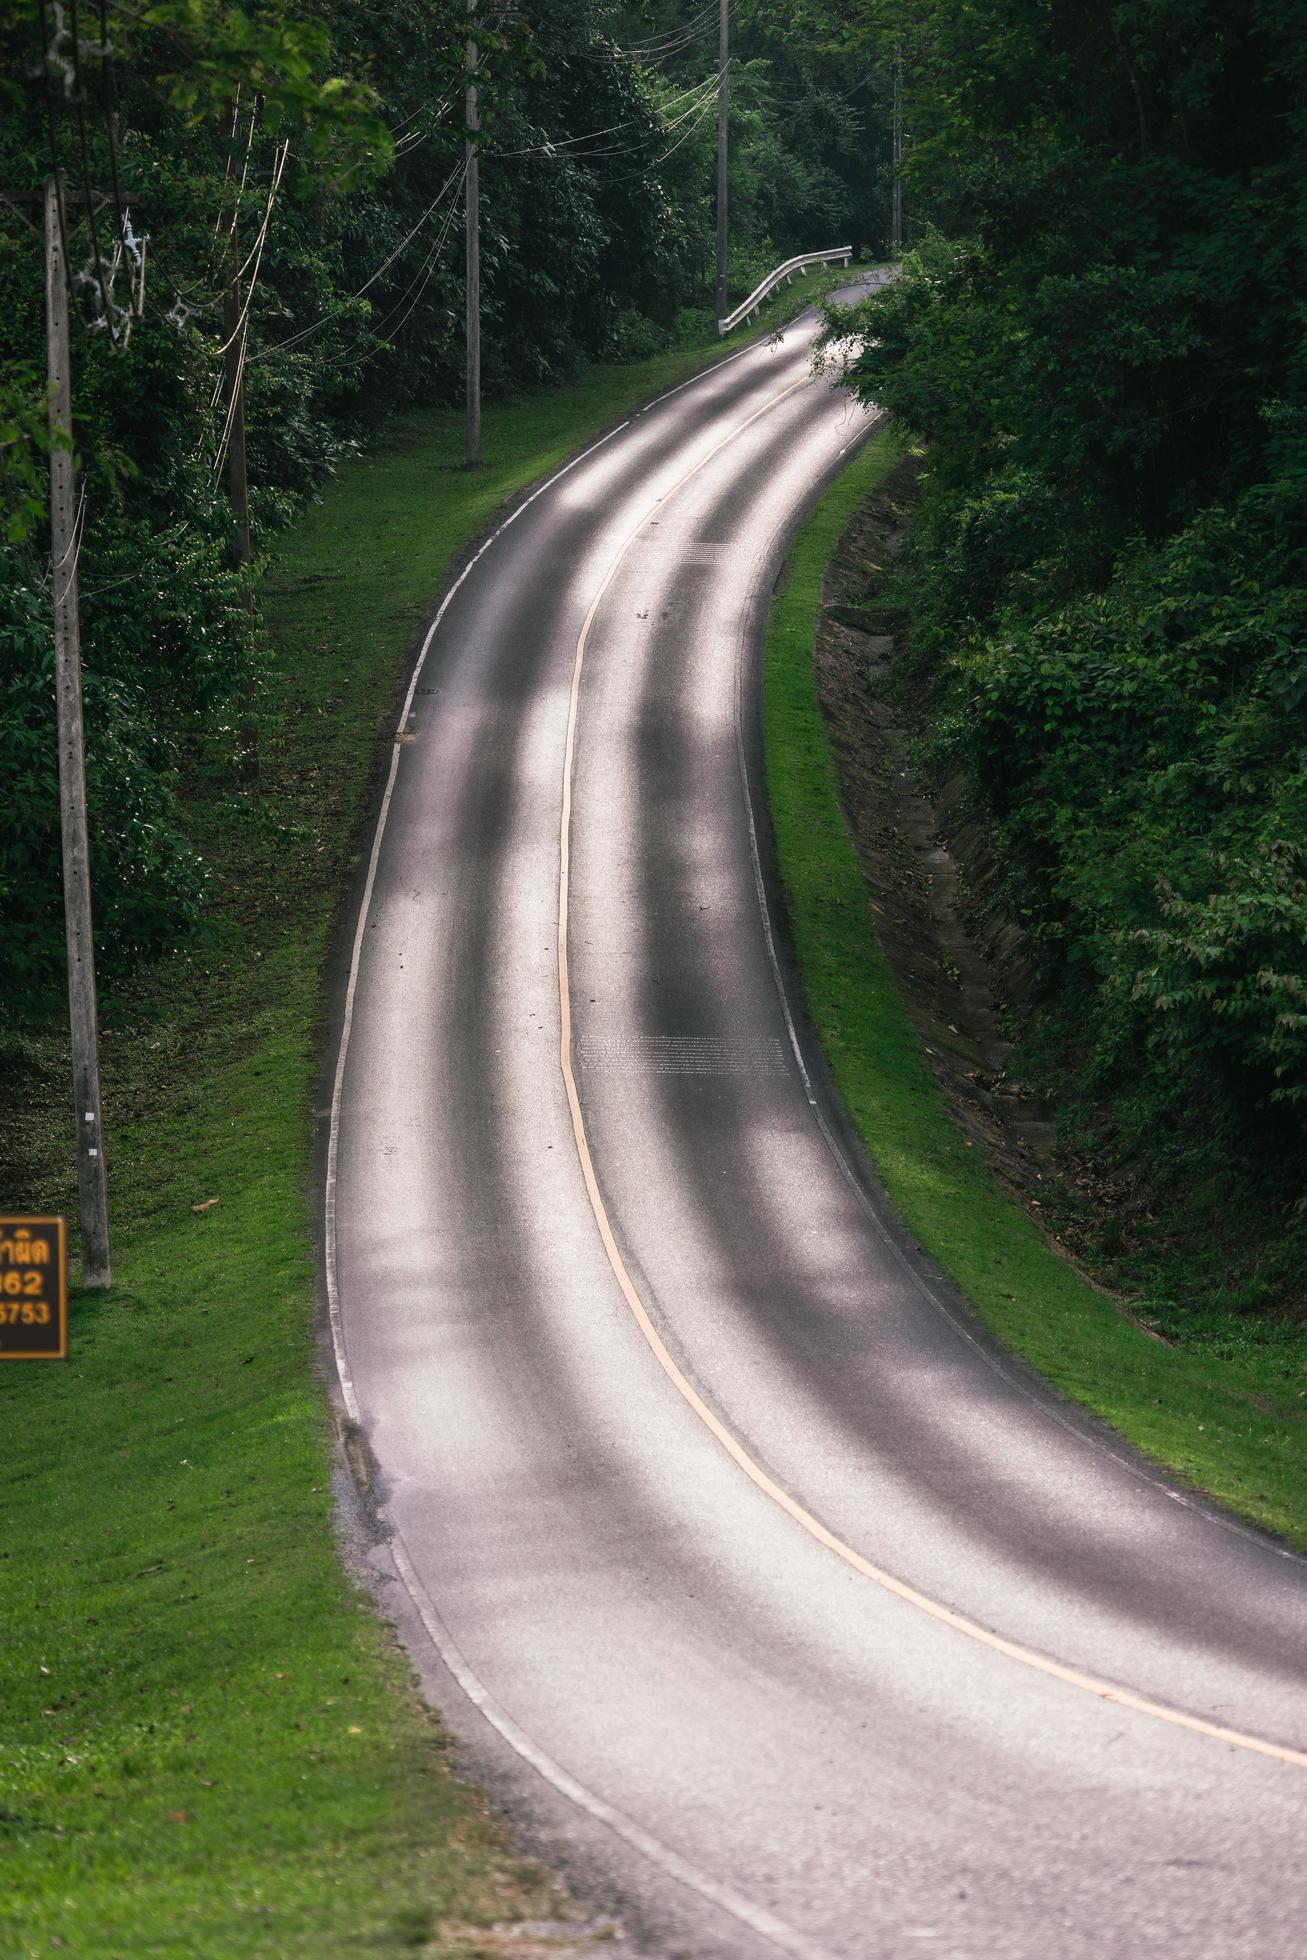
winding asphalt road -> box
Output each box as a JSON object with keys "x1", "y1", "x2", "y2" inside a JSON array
[{"x1": 327, "y1": 285, "x2": 1307, "y2": 1958}]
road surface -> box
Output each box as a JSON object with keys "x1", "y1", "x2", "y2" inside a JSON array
[{"x1": 326, "y1": 284, "x2": 1307, "y2": 1958}]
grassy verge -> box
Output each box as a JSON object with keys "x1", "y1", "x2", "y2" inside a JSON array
[
  {"x1": 0, "y1": 292, "x2": 844, "y2": 1958},
  {"x1": 765, "y1": 429, "x2": 1307, "y2": 1554}
]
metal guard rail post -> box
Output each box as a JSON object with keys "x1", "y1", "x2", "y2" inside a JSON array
[{"x1": 716, "y1": 246, "x2": 853, "y2": 335}]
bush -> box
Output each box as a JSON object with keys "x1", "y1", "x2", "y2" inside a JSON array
[
  {"x1": 606, "y1": 309, "x2": 671, "y2": 363},
  {"x1": 673, "y1": 306, "x2": 716, "y2": 344},
  {"x1": 0, "y1": 549, "x2": 217, "y2": 1005},
  {"x1": 1126, "y1": 838, "x2": 1307, "y2": 1110}
]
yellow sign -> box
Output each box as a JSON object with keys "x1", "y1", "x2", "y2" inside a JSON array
[{"x1": 0, "y1": 1218, "x2": 68, "y2": 1360}]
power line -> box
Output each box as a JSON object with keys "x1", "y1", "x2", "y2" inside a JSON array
[
  {"x1": 210, "y1": 140, "x2": 288, "y2": 479},
  {"x1": 490, "y1": 70, "x2": 721, "y2": 164},
  {"x1": 387, "y1": 101, "x2": 425, "y2": 137},
  {"x1": 68, "y1": 0, "x2": 114, "y2": 337},
  {"x1": 603, "y1": 3, "x2": 722, "y2": 62},
  {"x1": 211, "y1": 90, "x2": 251, "y2": 255},
  {"x1": 489, "y1": 69, "x2": 717, "y2": 158},
  {"x1": 380, "y1": 166, "x2": 466, "y2": 347},
  {"x1": 612, "y1": 4, "x2": 718, "y2": 52},
  {"x1": 250, "y1": 159, "x2": 464, "y2": 361},
  {"x1": 97, "y1": 0, "x2": 127, "y2": 245},
  {"x1": 597, "y1": 80, "x2": 720, "y2": 187},
  {"x1": 212, "y1": 140, "x2": 288, "y2": 360},
  {"x1": 302, "y1": 155, "x2": 468, "y2": 374},
  {"x1": 392, "y1": 86, "x2": 459, "y2": 159}
]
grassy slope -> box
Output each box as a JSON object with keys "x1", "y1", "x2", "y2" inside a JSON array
[
  {"x1": 0, "y1": 290, "x2": 836, "y2": 1959},
  {"x1": 765, "y1": 431, "x2": 1307, "y2": 1554}
]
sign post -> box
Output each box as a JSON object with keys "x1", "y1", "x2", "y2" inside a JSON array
[{"x1": 0, "y1": 1218, "x2": 69, "y2": 1361}]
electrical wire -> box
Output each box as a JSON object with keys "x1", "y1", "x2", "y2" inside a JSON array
[
  {"x1": 490, "y1": 69, "x2": 720, "y2": 163},
  {"x1": 387, "y1": 101, "x2": 425, "y2": 137},
  {"x1": 97, "y1": 0, "x2": 127, "y2": 247},
  {"x1": 592, "y1": 71, "x2": 723, "y2": 152},
  {"x1": 606, "y1": 12, "x2": 725, "y2": 66},
  {"x1": 77, "y1": 519, "x2": 190, "y2": 596},
  {"x1": 213, "y1": 140, "x2": 288, "y2": 359},
  {"x1": 344, "y1": 158, "x2": 466, "y2": 346},
  {"x1": 68, "y1": 0, "x2": 115, "y2": 334},
  {"x1": 212, "y1": 93, "x2": 258, "y2": 270},
  {"x1": 250, "y1": 159, "x2": 464, "y2": 361},
  {"x1": 210, "y1": 89, "x2": 242, "y2": 250},
  {"x1": 367, "y1": 175, "x2": 464, "y2": 347},
  {"x1": 393, "y1": 86, "x2": 459, "y2": 155},
  {"x1": 602, "y1": 81, "x2": 719, "y2": 183},
  {"x1": 298, "y1": 154, "x2": 467, "y2": 374},
  {"x1": 604, "y1": 3, "x2": 720, "y2": 59},
  {"x1": 211, "y1": 311, "x2": 248, "y2": 481},
  {"x1": 209, "y1": 138, "x2": 288, "y2": 468}
]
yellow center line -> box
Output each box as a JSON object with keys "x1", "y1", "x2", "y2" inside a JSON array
[{"x1": 555, "y1": 376, "x2": 1307, "y2": 1776}]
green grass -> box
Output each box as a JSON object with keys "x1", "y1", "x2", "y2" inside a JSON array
[
  {"x1": 764, "y1": 430, "x2": 1307, "y2": 1554},
  {"x1": 0, "y1": 298, "x2": 844, "y2": 1958}
]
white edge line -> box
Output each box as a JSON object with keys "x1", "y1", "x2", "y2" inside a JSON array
[
  {"x1": 320, "y1": 389, "x2": 839, "y2": 1960},
  {"x1": 549, "y1": 394, "x2": 1307, "y2": 1775},
  {"x1": 638, "y1": 333, "x2": 771, "y2": 414},
  {"x1": 323, "y1": 335, "x2": 1305, "y2": 1960},
  {"x1": 636, "y1": 280, "x2": 848, "y2": 417},
  {"x1": 325, "y1": 320, "x2": 836, "y2": 1419},
  {"x1": 735, "y1": 430, "x2": 1304, "y2": 1569},
  {"x1": 325, "y1": 417, "x2": 631, "y2": 1426},
  {"x1": 387, "y1": 1531, "x2": 840, "y2": 1960}
]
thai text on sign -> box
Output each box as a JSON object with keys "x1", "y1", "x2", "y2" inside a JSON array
[{"x1": 0, "y1": 1219, "x2": 68, "y2": 1359}]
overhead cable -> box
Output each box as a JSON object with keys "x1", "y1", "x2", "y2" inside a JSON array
[
  {"x1": 604, "y1": 2, "x2": 721, "y2": 60},
  {"x1": 603, "y1": 82, "x2": 720, "y2": 183},
  {"x1": 68, "y1": 0, "x2": 115, "y2": 337},
  {"x1": 490, "y1": 69, "x2": 721, "y2": 163},
  {"x1": 251, "y1": 159, "x2": 464, "y2": 361}
]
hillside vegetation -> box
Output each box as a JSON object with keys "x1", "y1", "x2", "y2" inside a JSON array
[{"x1": 825, "y1": 0, "x2": 1307, "y2": 1340}]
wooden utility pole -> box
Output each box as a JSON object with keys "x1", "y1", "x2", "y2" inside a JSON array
[
  {"x1": 890, "y1": 49, "x2": 904, "y2": 257},
  {"x1": 715, "y1": 0, "x2": 730, "y2": 320},
  {"x1": 465, "y1": 0, "x2": 481, "y2": 469},
  {"x1": 45, "y1": 175, "x2": 111, "y2": 1290}
]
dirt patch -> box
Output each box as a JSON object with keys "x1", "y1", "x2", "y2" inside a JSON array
[{"x1": 432, "y1": 1917, "x2": 623, "y2": 1959}]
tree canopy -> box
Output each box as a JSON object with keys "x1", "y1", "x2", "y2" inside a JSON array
[
  {"x1": 827, "y1": 0, "x2": 1307, "y2": 1305},
  {"x1": 0, "y1": 0, "x2": 890, "y2": 1000}
]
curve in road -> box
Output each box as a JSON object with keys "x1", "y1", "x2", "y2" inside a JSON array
[{"x1": 327, "y1": 284, "x2": 1307, "y2": 1959}]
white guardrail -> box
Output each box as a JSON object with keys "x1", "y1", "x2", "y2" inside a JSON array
[{"x1": 717, "y1": 246, "x2": 853, "y2": 335}]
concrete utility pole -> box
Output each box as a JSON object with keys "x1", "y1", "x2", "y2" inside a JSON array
[
  {"x1": 45, "y1": 175, "x2": 111, "y2": 1290},
  {"x1": 715, "y1": 0, "x2": 729, "y2": 320},
  {"x1": 465, "y1": 0, "x2": 481, "y2": 469},
  {"x1": 890, "y1": 48, "x2": 904, "y2": 257}
]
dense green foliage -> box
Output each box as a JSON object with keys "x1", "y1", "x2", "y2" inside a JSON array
[
  {"x1": 828, "y1": 0, "x2": 1307, "y2": 1314},
  {"x1": 630, "y1": 1, "x2": 897, "y2": 280},
  {"x1": 0, "y1": 1, "x2": 890, "y2": 1005}
]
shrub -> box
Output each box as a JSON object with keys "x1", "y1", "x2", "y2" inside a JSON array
[{"x1": 606, "y1": 309, "x2": 671, "y2": 363}]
